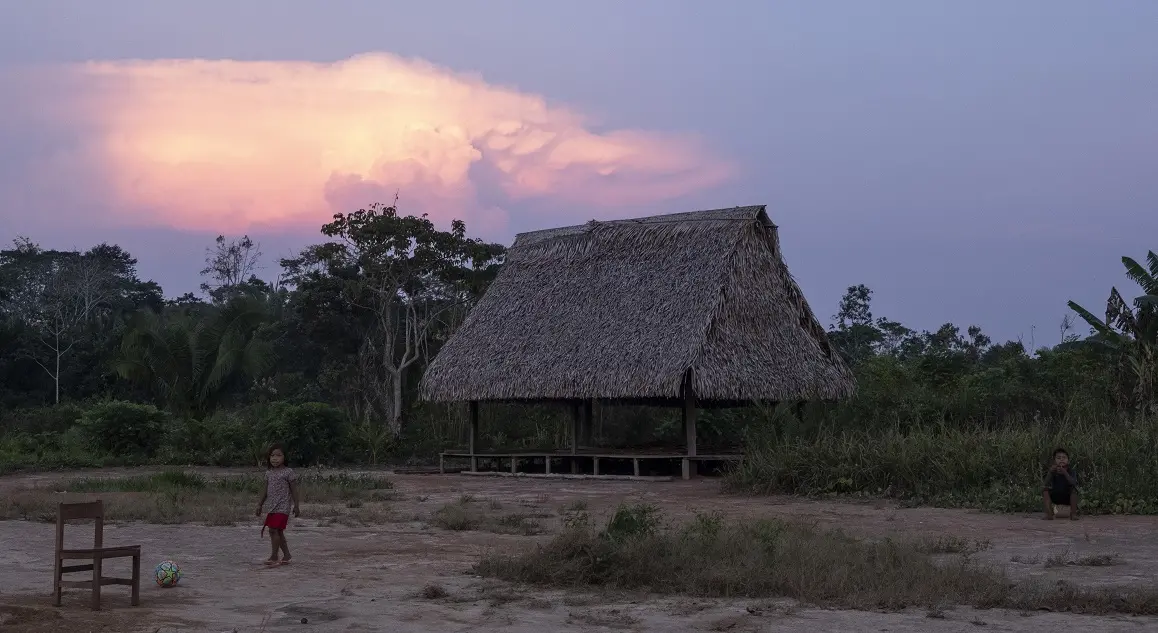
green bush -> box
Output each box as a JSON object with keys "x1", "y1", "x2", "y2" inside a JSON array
[
  {"x1": 162, "y1": 411, "x2": 257, "y2": 466},
  {"x1": 0, "y1": 404, "x2": 85, "y2": 437},
  {"x1": 257, "y1": 401, "x2": 347, "y2": 465},
  {"x1": 604, "y1": 503, "x2": 662, "y2": 542},
  {"x1": 79, "y1": 401, "x2": 169, "y2": 457},
  {"x1": 0, "y1": 425, "x2": 110, "y2": 474}
]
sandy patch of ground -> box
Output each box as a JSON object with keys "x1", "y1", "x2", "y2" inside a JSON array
[{"x1": 2, "y1": 469, "x2": 1157, "y2": 632}]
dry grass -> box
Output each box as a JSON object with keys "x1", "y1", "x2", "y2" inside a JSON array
[
  {"x1": 1043, "y1": 552, "x2": 1123, "y2": 568},
  {"x1": 562, "y1": 499, "x2": 589, "y2": 512},
  {"x1": 477, "y1": 503, "x2": 1158, "y2": 615},
  {"x1": 0, "y1": 470, "x2": 395, "y2": 525},
  {"x1": 430, "y1": 503, "x2": 480, "y2": 531},
  {"x1": 914, "y1": 536, "x2": 992, "y2": 555},
  {"x1": 428, "y1": 497, "x2": 549, "y2": 535}
]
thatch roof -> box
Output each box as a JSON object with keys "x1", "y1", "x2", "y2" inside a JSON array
[{"x1": 421, "y1": 205, "x2": 855, "y2": 403}]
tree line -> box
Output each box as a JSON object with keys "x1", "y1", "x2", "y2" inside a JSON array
[
  {"x1": 0, "y1": 203, "x2": 503, "y2": 453},
  {"x1": 1, "y1": 202, "x2": 1156, "y2": 470}
]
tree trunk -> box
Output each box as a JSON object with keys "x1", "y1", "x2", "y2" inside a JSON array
[
  {"x1": 388, "y1": 371, "x2": 404, "y2": 438},
  {"x1": 54, "y1": 333, "x2": 61, "y2": 405}
]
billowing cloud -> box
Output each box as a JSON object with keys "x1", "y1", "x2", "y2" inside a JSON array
[{"x1": 0, "y1": 53, "x2": 733, "y2": 237}]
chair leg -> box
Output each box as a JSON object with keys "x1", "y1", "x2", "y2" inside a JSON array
[
  {"x1": 53, "y1": 556, "x2": 62, "y2": 607},
  {"x1": 131, "y1": 554, "x2": 140, "y2": 606},
  {"x1": 91, "y1": 556, "x2": 102, "y2": 610}
]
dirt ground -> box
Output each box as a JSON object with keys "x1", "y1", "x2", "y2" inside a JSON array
[{"x1": 2, "y1": 468, "x2": 1158, "y2": 632}]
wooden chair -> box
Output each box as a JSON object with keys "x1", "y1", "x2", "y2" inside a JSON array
[{"x1": 53, "y1": 500, "x2": 141, "y2": 610}]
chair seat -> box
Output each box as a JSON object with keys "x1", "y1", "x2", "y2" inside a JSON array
[
  {"x1": 59, "y1": 546, "x2": 141, "y2": 559},
  {"x1": 59, "y1": 577, "x2": 138, "y2": 589}
]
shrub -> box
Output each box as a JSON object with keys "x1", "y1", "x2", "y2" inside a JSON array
[
  {"x1": 0, "y1": 404, "x2": 85, "y2": 437},
  {"x1": 162, "y1": 411, "x2": 256, "y2": 466},
  {"x1": 604, "y1": 503, "x2": 662, "y2": 542},
  {"x1": 257, "y1": 402, "x2": 347, "y2": 465},
  {"x1": 432, "y1": 503, "x2": 479, "y2": 531},
  {"x1": 79, "y1": 401, "x2": 169, "y2": 457}
]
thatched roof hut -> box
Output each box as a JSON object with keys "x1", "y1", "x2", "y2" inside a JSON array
[{"x1": 421, "y1": 205, "x2": 855, "y2": 405}]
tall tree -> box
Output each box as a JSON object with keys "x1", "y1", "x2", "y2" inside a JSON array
[
  {"x1": 282, "y1": 201, "x2": 504, "y2": 437},
  {"x1": 829, "y1": 284, "x2": 884, "y2": 365},
  {"x1": 200, "y1": 235, "x2": 265, "y2": 304},
  {"x1": 0, "y1": 239, "x2": 142, "y2": 403}
]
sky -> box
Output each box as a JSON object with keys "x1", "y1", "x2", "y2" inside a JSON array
[{"x1": 1, "y1": 0, "x2": 1156, "y2": 347}]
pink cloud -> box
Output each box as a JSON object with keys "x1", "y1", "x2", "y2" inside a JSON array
[{"x1": 0, "y1": 53, "x2": 734, "y2": 237}]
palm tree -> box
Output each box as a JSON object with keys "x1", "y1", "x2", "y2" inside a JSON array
[
  {"x1": 1068, "y1": 251, "x2": 1158, "y2": 413},
  {"x1": 114, "y1": 295, "x2": 275, "y2": 416}
]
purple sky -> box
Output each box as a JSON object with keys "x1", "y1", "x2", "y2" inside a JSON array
[{"x1": 1, "y1": 0, "x2": 1156, "y2": 347}]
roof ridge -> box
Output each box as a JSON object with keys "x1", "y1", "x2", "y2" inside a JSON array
[{"x1": 514, "y1": 205, "x2": 767, "y2": 243}]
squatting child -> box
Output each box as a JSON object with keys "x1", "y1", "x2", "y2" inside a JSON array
[
  {"x1": 1042, "y1": 447, "x2": 1078, "y2": 520},
  {"x1": 256, "y1": 443, "x2": 301, "y2": 565}
]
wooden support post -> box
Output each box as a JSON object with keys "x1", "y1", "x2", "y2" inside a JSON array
[
  {"x1": 545, "y1": 456, "x2": 552, "y2": 475},
  {"x1": 683, "y1": 374, "x2": 698, "y2": 480},
  {"x1": 593, "y1": 398, "x2": 603, "y2": 444},
  {"x1": 570, "y1": 401, "x2": 580, "y2": 454},
  {"x1": 593, "y1": 457, "x2": 600, "y2": 476},
  {"x1": 570, "y1": 401, "x2": 580, "y2": 473},
  {"x1": 469, "y1": 401, "x2": 480, "y2": 473},
  {"x1": 582, "y1": 399, "x2": 594, "y2": 447},
  {"x1": 633, "y1": 458, "x2": 640, "y2": 477},
  {"x1": 510, "y1": 456, "x2": 517, "y2": 474},
  {"x1": 439, "y1": 453, "x2": 445, "y2": 474}
]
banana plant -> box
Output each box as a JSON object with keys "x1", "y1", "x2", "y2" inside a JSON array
[
  {"x1": 1068, "y1": 251, "x2": 1158, "y2": 413},
  {"x1": 114, "y1": 295, "x2": 275, "y2": 416}
]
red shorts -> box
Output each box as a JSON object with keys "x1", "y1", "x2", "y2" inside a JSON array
[{"x1": 264, "y1": 513, "x2": 289, "y2": 530}]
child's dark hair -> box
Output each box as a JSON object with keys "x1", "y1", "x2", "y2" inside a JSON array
[
  {"x1": 266, "y1": 443, "x2": 287, "y2": 467},
  {"x1": 1053, "y1": 447, "x2": 1068, "y2": 458}
]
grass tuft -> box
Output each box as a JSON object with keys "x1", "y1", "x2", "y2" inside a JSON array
[
  {"x1": 432, "y1": 503, "x2": 480, "y2": 531},
  {"x1": 419, "y1": 584, "x2": 448, "y2": 600},
  {"x1": 428, "y1": 501, "x2": 548, "y2": 535},
  {"x1": 1044, "y1": 552, "x2": 1122, "y2": 568},
  {"x1": 915, "y1": 536, "x2": 992, "y2": 555}
]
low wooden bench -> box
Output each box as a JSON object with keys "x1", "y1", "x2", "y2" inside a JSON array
[{"x1": 439, "y1": 451, "x2": 742, "y2": 480}]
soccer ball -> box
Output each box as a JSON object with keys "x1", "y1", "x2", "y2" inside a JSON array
[{"x1": 154, "y1": 560, "x2": 181, "y2": 588}]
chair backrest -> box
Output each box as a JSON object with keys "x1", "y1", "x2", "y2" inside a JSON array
[{"x1": 56, "y1": 501, "x2": 104, "y2": 552}]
